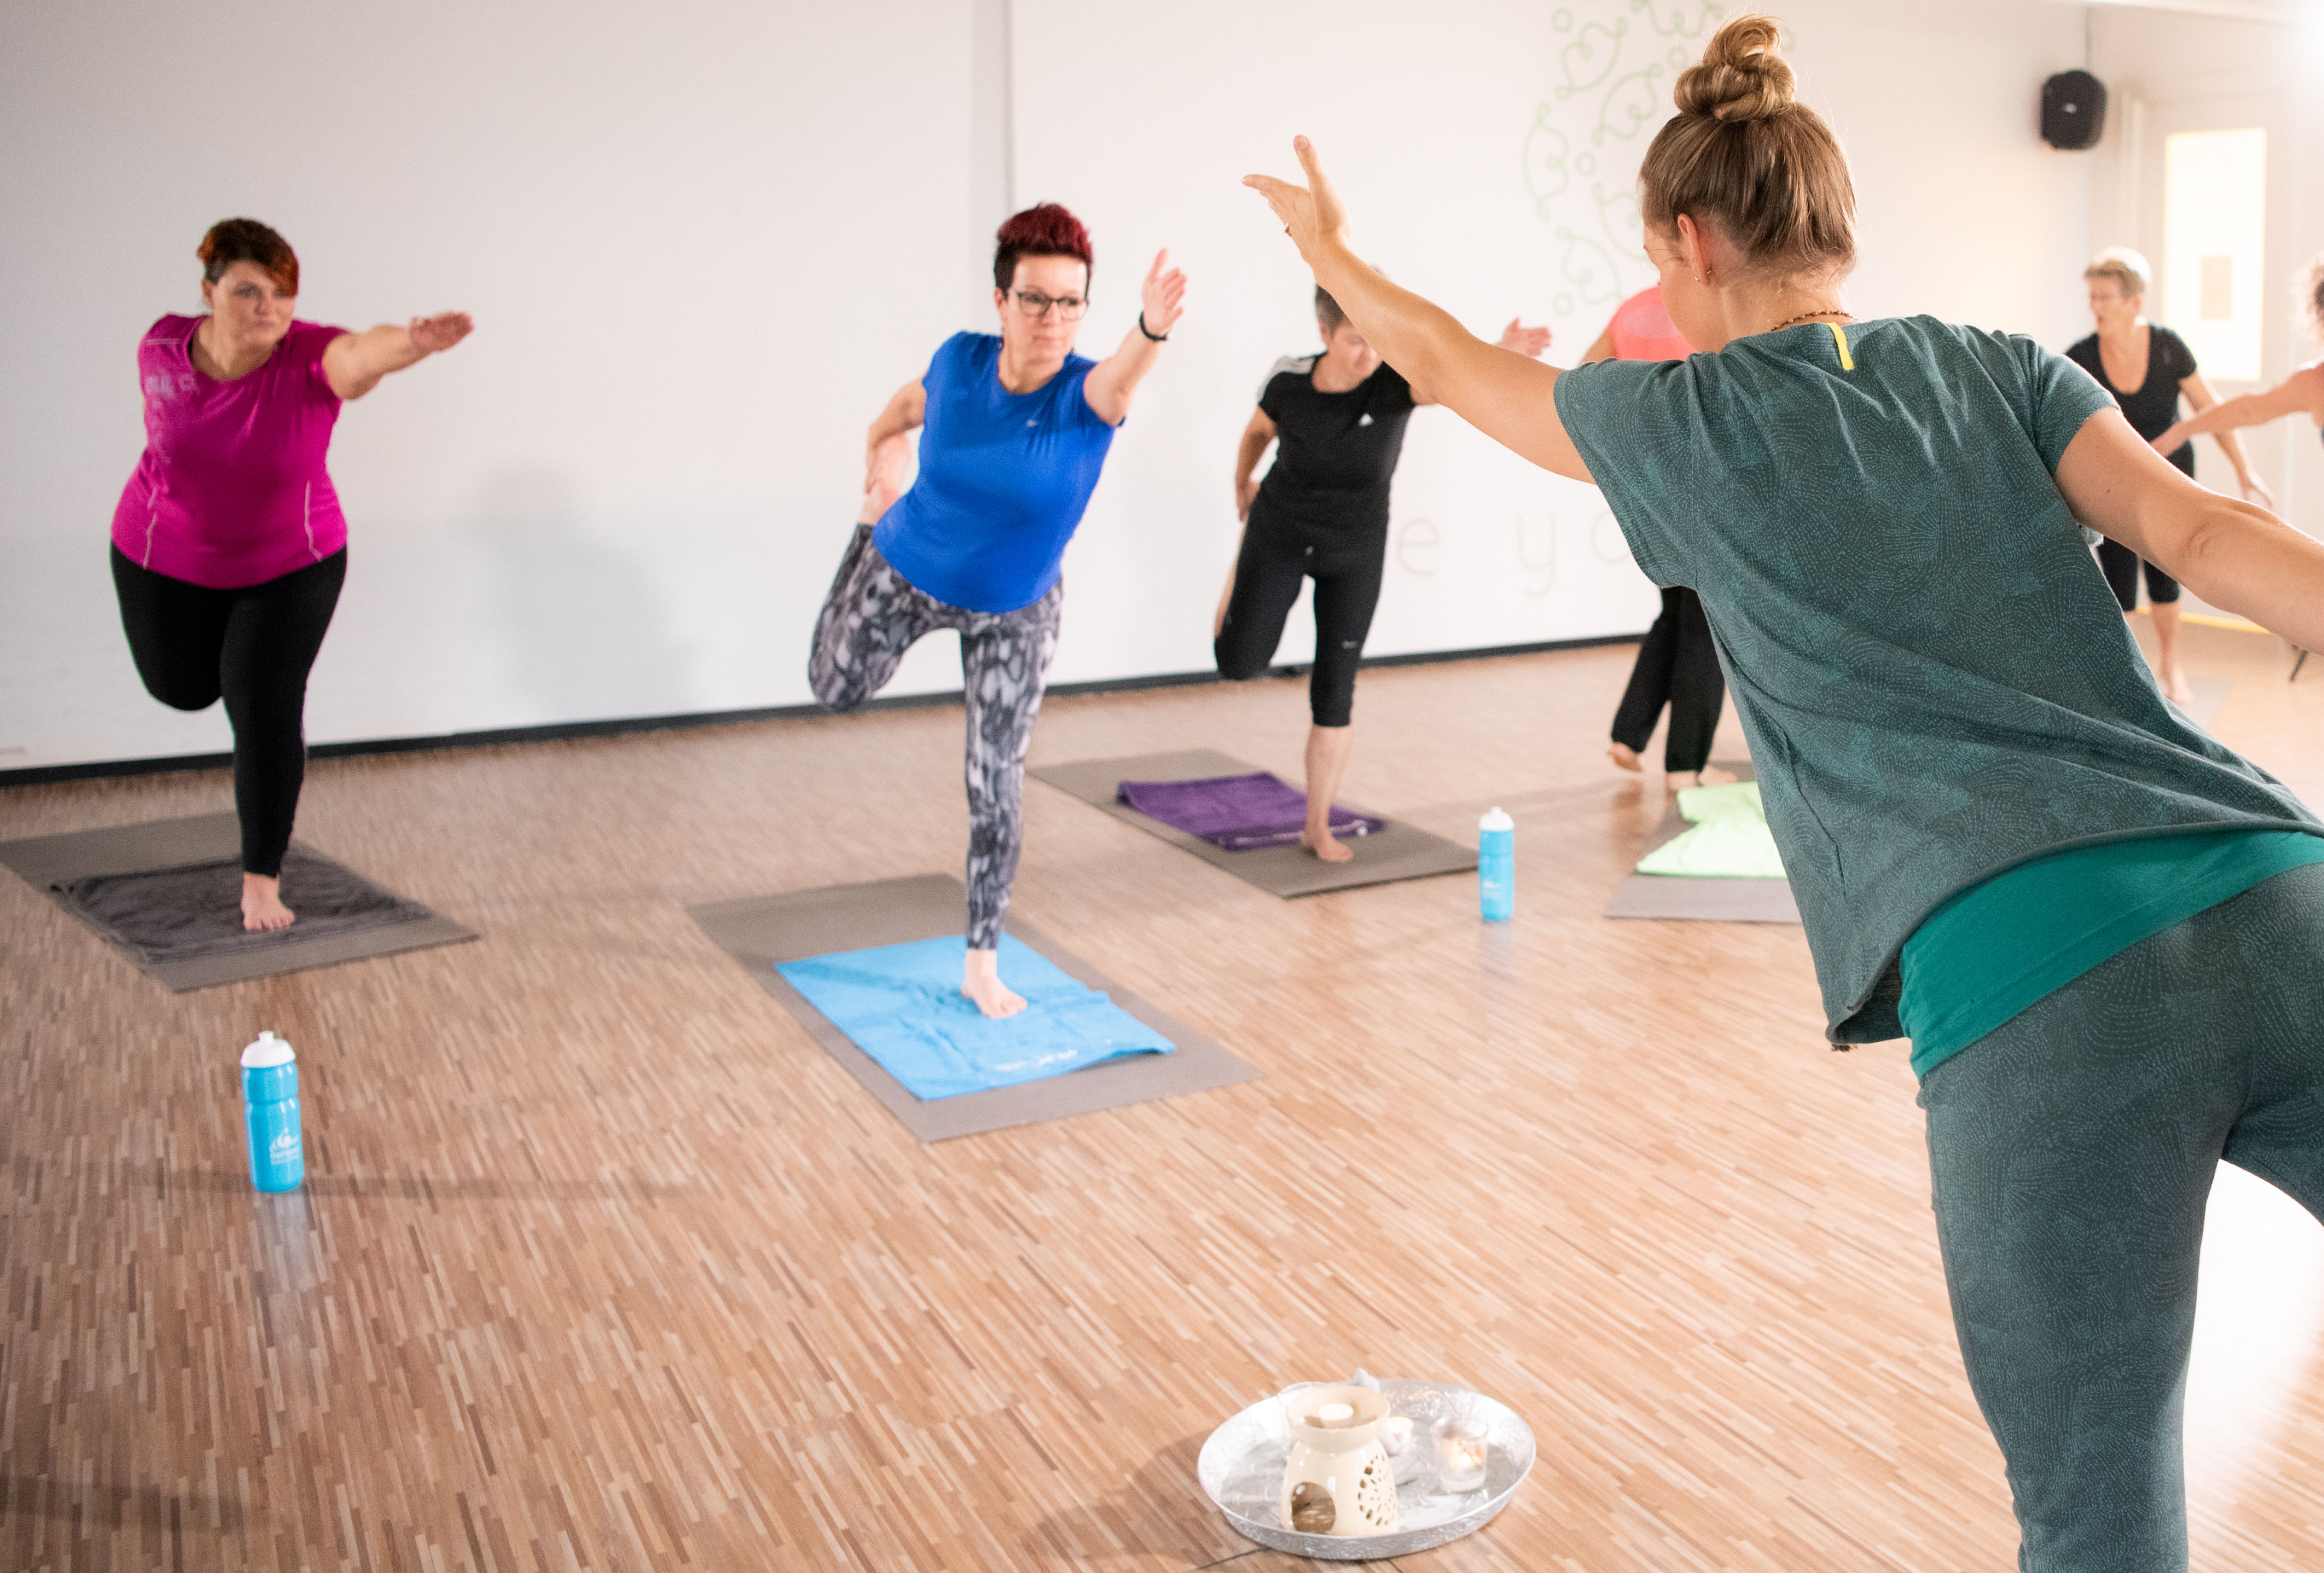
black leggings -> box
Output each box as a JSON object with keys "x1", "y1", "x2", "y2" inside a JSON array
[
  {"x1": 111, "y1": 546, "x2": 346, "y2": 878},
  {"x1": 2097, "y1": 538, "x2": 2181, "y2": 611},
  {"x1": 1610, "y1": 585, "x2": 1724, "y2": 775},
  {"x1": 1213, "y1": 523, "x2": 1384, "y2": 728}
]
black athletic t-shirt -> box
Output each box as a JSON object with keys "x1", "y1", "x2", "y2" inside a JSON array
[
  {"x1": 1251, "y1": 356, "x2": 1418, "y2": 540},
  {"x1": 2066, "y1": 325, "x2": 2198, "y2": 476}
]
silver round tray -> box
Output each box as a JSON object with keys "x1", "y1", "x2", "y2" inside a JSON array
[{"x1": 1195, "y1": 1378, "x2": 1535, "y2": 1560}]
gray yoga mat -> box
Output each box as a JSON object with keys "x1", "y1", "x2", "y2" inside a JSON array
[
  {"x1": 690, "y1": 873, "x2": 1259, "y2": 1141},
  {"x1": 0, "y1": 813, "x2": 476, "y2": 991},
  {"x1": 1604, "y1": 763, "x2": 1803, "y2": 924},
  {"x1": 1030, "y1": 748, "x2": 1477, "y2": 898}
]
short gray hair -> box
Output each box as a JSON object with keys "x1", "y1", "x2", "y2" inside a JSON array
[{"x1": 2083, "y1": 246, "x2": 2150, "y2": 299}]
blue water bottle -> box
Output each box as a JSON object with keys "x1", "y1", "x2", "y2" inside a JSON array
[
  {"x1": 1479, "y1": 807, "x2": 1515, "y2": 920},
  {"x1": 241, "y1": 1031, "x2": 304, "y2": 1192}
]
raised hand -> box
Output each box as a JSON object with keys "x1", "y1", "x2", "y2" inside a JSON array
[
  {"x1": 1142, "y1": 249, "x2": 1189, "y2": 338},
  {"x1": 409, "y1": 312, "x2": 474, "y2": 354},
  {"x1": 1243, "y1": 136, "x2": 1354, "y2": 268},
  {"x1": 2243, "y1": 472, "x2": 2278, "y2": 511},
  {"x1": 1496, "y1": 319, "x2": 1553, "y2": 358}
]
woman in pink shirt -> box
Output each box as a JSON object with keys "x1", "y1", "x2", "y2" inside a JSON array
[
  {"x1": 111, "y1": 219, "x2": 472, "y2": 931},
  {"x1": 1585, "y1": 284, "x2": 1735, "y2": 791}
]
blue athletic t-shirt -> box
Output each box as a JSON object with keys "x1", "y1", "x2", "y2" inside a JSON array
[{"x1": 871, "y1": 332, "x2": 1118, "y2": 614}]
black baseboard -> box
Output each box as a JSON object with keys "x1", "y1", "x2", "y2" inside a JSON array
[{"x1": 0, "y1": 631, "x2": 1641, "y2": 789}]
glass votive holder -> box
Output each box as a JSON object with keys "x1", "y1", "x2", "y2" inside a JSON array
[{"x1": 1431, "y1": 1418, "x2": 1489, "y2": 1494}]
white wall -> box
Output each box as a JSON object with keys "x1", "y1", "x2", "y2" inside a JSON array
[
  {"x1": 1016, "y1": 0, "x2": 2095, "y2": 684},
  {"x1": 2, "y1": 0, "x2": 2099, "y2": 770},
  {"x1": 0, "y1": 0, "x2": 977, "y2": 769}
]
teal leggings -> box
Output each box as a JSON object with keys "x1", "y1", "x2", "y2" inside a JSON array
[{"x1": 1918, "y1": 862, "x2": 2324, "y2": 1571}]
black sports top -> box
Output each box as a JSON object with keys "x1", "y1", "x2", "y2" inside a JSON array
[
  {"x1": 2065, "y1": 325, "x2": 2198, "y2": 477},
  {"x1": 1251, "y1": 355, "x2": 1418, "y2": 541}
]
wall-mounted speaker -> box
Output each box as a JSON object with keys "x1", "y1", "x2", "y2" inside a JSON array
[{"x1": 2041, "y1": 70, "x2": 2107, "y2": 150}]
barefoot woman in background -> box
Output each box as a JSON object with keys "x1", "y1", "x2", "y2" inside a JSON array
[
  {"x1": 809, "y1": 204, "x2": 1187, "y2": 1016},
  {"x1": 1213, "y1": 287, "x2": 1549, "y2": 861},
  {"x1": 113, "y1": 219, "x2": 472, "y2": 931},
  {"x1": 2066, "y1": 246, "x2": 2271, "y2": 703}
]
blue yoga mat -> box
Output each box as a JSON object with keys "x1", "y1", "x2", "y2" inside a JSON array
[{"x1": 775, "y1": 935, "x2": 1174, "y2": 1100}]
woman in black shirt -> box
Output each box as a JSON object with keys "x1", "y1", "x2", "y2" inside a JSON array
[
  {"x1": 1214, "y1": 288, "x2": 1548, "y2": 861},
  {"x1": 2065, "y1": 248, "x2": 2268, "y2": 703}
]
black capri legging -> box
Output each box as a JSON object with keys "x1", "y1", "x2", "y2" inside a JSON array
[
  {"x1": 1610, "y1": 585, "x2": 1724, "y2": 775},
  {"x1": 111, "y1": 545, "x2": 346, "y2": 878},
  {"x1": 2097, "y1": 538, "x2": 2181, "y2": 612},
  {"x1": 1213, "y1": 521, "x2": 1384, "y2": 728}
]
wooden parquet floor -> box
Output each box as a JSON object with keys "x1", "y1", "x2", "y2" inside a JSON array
[{"x1": 7, "y1": 620, "x2": 2324, "y2": 1571}]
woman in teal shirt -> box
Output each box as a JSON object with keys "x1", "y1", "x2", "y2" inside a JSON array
[{"x1": 1252, "y1": 18, "x2": 2324, "y2": 1571}]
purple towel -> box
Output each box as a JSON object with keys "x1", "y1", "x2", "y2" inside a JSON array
[{"x1": 1115, "y1": 772, "x2": 1388, "y2": 850}]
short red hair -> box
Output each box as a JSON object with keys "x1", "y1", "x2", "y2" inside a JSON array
[{"x1": 993, "y1": 203, "x2": 1091, "y2": 292}]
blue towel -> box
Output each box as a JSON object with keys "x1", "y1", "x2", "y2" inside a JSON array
[{"x1": 776, "y1": 935, "x2": 1174, "y2": 1100}]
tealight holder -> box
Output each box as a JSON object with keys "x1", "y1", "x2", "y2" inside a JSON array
[
  {"x1": 1431, "y1": 1416, "x2": 1490, "y2": 1495},
  {"x1": 1279, "y1": 1383, "x2": 1401, "y2": 1537}
]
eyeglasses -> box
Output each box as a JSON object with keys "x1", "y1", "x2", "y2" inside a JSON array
[{"x1": 1011, "y1": 290, "x2": 1088, "y2": 320}]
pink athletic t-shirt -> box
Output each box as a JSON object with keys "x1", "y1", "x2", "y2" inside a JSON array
[
  {"x1": 111, "y1": 314, "x2": 351, "y2": 588},
  {"x1": 1607, "y1": 285, "x2": 1694, "y2": 362}
]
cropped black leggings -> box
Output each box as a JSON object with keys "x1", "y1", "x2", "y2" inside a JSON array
[
  {"x1": 1213, "y1": 522, "x2": 1384, "y2": 728},
  {"x1": 111, "y1": 545, "x2": 346, "y2": 878},
  {"x1": 1610, "y1": 585, "x2": 1724, "y2": 774}
]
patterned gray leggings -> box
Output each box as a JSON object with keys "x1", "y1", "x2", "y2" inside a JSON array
[{"x1": 809, "y1": 525, "x2": 1062, "y2": 949}]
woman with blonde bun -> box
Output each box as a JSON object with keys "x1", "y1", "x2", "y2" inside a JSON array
[{"x1": 1252, "y1": 15, "x2": 2324, "y2": 1569}]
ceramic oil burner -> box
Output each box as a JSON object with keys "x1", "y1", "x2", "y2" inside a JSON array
[{"x1": 1280, "y1": 1383, "x2": 1400, "y2": 1537}]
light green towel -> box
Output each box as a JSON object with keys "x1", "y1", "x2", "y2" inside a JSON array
[{"x1": 1634, "y1": 781, "x2": 1787, "y2": 879}]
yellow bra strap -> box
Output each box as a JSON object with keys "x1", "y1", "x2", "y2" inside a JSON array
[{"x1": 1826, "y1": 321, "x2": 1855, "y2": 371}]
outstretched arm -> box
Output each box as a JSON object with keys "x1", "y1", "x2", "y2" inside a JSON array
[
  {"x1": 322, "y1": 312, "x2": 473, "y2": 400},
  {"x1": 2152, "y1": 366, "x2": 2324, "y2": 455},
  {"x1": 2059, "y1": 405, "x2": 2324, "y2": 653},
  {"x1": 1412, "y1": 318, "x2": 1552, "y2": 406},
  {"x1": 1082, "y1": 250, "x2": 1189, "y2": 426},
  {"x1": 1246, "y1": 139, "x2": 1589, "y2": 482},
  {"x1": 2175, "y1": 372, "x2": 2273, "y2": 508}
]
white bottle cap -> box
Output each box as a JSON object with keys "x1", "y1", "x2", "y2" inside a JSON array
[
  {"x1": 240, "y1": 1029, "x2": 296, "y2": 1068},
  {"x1": 1479, "y1": 807, "x2": 1514, "y2": 832}
]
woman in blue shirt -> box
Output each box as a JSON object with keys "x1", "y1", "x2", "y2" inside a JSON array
[
  {"x1": 1253, "y1": 17, "x2": 2324, "y2": 1569},
  {"x1": 810, "y1": 204, "x2": 1187, "y2": 1018}
]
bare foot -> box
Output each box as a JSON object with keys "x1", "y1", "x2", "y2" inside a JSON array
[
  {"x1": 1697, "y1": 765, "x2": 1739, "y2": 786},
  {"x1": 1608, "y1": 742, "x2": 1643, "y2": 774},
  {"x1": 961, "y1": 947, "x2": 1027, "y2": 1019},
  {"x1": 1302, "y1": 825, "x2": 1355, "y2": 863},
  {"x1": 241, "y1": 873, "x2": 296, "y2": 932},
  {"x1": 2162, "y1": 668, "x2": 2195, "y2": 705}
]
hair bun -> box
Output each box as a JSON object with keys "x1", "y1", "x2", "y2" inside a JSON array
[{"x1": 1674, "y1": 15, "x2": 1796, "y2": 123}]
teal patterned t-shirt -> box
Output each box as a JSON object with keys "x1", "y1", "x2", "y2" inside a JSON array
[{"x1": 1554, "y1": 316, "x2": 2320, "y2": 1042}]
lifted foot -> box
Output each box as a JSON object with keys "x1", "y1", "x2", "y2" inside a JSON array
[
  {"x1": 961, "y1": 946, "x2": 1027, "y2": 1019},
  {"x1": 241, "y1": 873, "x2": 296, "y2": 932},
  {"x1": 1608, "y1": 742, "x2": 1644, "y2": 774}
]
